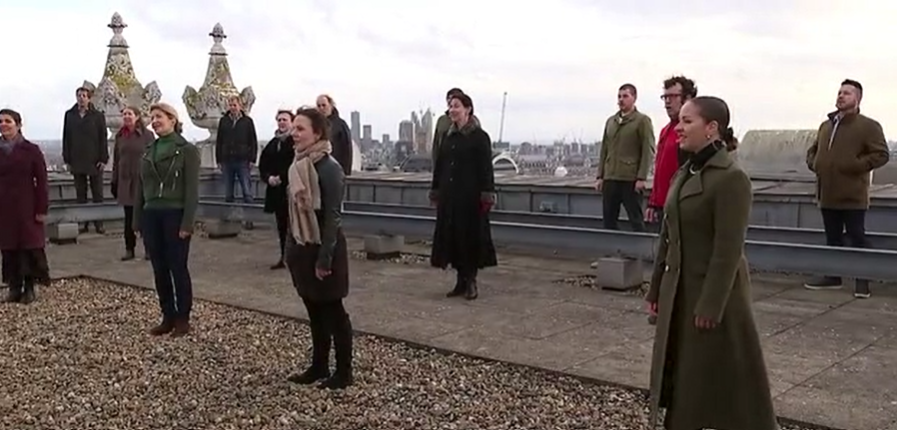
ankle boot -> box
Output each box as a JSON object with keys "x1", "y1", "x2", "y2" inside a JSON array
[
  {"x1": 464, "y1": 276, "x2": 478, "y2": 300},
  {"x1": 320, "y1": 313, "x2": 353, "y2": 389},
  {"x1": 288, "y1": 320, "x2": 331, "y2": 384},
  {"x1": 121, "y1": 249, "x2": 136, "y2": 261},
  {"x1": 446, "y1": 272, "x2": 465, "y2": 297},
  {"x1": 2, "y1": 281, "x2": 23, "y2": 303},
  {"x1": 19, "y1": 279, "x2": 36, "y2": 305},
  {"x1": 171, "y1": 316, "x2": 191, "y2": 337},
  {"x1": 149, "y1": 318, "x2": 175, "y2": 336}
]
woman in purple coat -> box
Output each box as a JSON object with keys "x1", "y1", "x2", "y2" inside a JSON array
[{"x1": 0, "y1": 108, "x2": 50, "y2": 304}]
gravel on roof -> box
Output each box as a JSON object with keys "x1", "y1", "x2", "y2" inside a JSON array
[{"x1": 0, "y1": 278, "x2": 815, "y2": 430}]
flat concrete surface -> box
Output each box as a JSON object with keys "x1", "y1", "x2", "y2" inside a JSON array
[{"x1": 46, "y1": 229, "x2": 897, "y2": 430}]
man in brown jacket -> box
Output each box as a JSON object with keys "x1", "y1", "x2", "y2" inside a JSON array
[
  {"x1": 804, "y1": 79, "x2": 889, "y2": 296},
  {"x1": 594, "y1": 83, "x2": 655, "y2": 232}
]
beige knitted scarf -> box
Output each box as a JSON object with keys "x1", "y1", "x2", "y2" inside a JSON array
[{"x1": 287, "y1": 139, "x2": 332, "y2": 245}]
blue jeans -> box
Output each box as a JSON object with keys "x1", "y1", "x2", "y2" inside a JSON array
[
  {"x1": 142, "y1": 208, "x2": 193, "y2": 319},
  {"x1": 222, "y1": 161, "x2": 253, "y2": 203}
]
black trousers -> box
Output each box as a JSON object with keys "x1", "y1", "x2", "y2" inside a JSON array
[
  {"x1": 142, "y1": 208, "x2": 193, "y2": 319},
  {"x1": 821, "y1": 208, "x2": 867, "y2": 247},
  {"x1": 302, "y1": 297, "x2": 353, "y2": 374},
  {"x1": 602, "y1": 180, "x2": 646, "y2": 232},
  {"x1": 821, "y1": 208, "x2": 867, "y2": 280},
  {"x1": 274, "y1": 206, "x2": 289, "y2": 259},
  {"x1": 74, "y1": 173, "x2": 104, "y2": 227}
]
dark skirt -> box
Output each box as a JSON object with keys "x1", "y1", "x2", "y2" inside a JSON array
[
  {"x1": 2, "y1": 249, "x2": 50, "y2": 285},
  {"x1": 286, "y1": 231, "x2": 349, "y2": 302}
]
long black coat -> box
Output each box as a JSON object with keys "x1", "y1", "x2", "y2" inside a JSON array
[
  {"x1": 328, "y1": 109, "x2": 353, "y2": 176},
  {"x1": 430, "y1": 123, "x2": 497, "y2": 271},
  {"x1": 258, "y1": 134, "x2": 294, "y2": 213},
  {"x1": 62, "y1": 104, "x2": 108, "y2": 175}
]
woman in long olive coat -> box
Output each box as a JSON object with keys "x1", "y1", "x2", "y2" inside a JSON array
[{"x1": 646, "y1": 96, "x2": 778, "y2": 430}]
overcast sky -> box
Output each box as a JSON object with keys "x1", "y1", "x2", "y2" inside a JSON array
[{"x1": 5, "y1": 0, "x2": 897, "y2": 143}]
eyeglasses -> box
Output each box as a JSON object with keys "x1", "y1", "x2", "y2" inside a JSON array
[{"x1": 660, "y1": 94, "x2": 683, "y2": 101}]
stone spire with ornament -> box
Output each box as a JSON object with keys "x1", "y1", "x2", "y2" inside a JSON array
[
  {"x1": 83, "y1": 12, "x2": 162, "y2": 138},
  {"x1": 183, "y1": 23, "x2": 256, "y2": 167}
]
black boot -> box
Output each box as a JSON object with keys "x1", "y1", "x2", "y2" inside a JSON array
[
  {"x1": 2, "y1": 280, "x2": 23, "y2": 303},
  {"x1": 288, "y1": 320, "x2": 331, "y2": 384},
  {"x1": 464, "y1": 275, "x2": 479, "y2": 301},
  {"x1": 320, "y1": 313, "x2": 353, "y2": 390},
  {"x1": 19, "y1": 279, "x2": 36, "y2": 305},
  {"x1": 121, "y1": 249, "x2": 136, "y2": 261},
  {"x1": 446, "y1": 272, "x2": 465, "y2": 297},
  {"x1": 94, "y1": 221, "x2": 106, "y2": 234}
]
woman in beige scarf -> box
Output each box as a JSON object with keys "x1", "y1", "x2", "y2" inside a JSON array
[{"x1": 284, "y1": 107, "x2": 353, "y2": 390}]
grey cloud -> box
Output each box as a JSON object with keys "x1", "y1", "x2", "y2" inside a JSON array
[
  {"x1": 354, "y1": 26, "x2": 456, "y2": 65},
  {"x1": 127, "y1": 4, "x2": 290, "y2": 53}
]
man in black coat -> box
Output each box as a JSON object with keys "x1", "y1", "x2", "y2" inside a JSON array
[
  {"x1": 315, "y1": 94, "x2": 353, "y2": 175},
  {"x1": 62, "y1": 86, "x2": 108, "y2": 234},
  {"x1": 216, "y1": 95, "x2": 259, "y2": 205}
]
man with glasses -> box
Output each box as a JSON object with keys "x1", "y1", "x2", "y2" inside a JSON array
[{"x1": 646, "y1": 76, "x2": 697, "y2": 226}]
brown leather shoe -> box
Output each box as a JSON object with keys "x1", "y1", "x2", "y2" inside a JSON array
[
  {"x1": 171, "y1": 318, "x2": 191, "y2": 337},
  {"x1": 149, "y1": 319, "x2": 175, "y2": 336}
]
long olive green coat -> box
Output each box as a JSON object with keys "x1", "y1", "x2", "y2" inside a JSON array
[{"x1": 646, "y1": 149, "x2": 779, "y2": 430}]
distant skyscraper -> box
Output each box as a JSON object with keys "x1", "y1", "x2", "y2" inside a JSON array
[
  {"x1": 382, "y1": 133, "x2": 391, "y2": 146},
  {"x1": 398, "y1": 120, "x2": 414, "y2": 143},
  {"x1": 350, "y1": 111, "x2": 361, "y2": 147},
  {"x1": 410, "y1": 109, "x2": 434, "y2": 154},
  {"x1": 362, "y1": 124, "x2": 372, "y2": 149},
  {"x1": 421, "y1": 108, "x2": 434, "y2": 153}
]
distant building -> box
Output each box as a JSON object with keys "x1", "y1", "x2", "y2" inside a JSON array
[
  {"x1": 398, "y1": 121, "x2": 414, "y2": 143},
  {"x1": 350, "y1": 111, "x2": 361, "y2": 148},
  {"x1": 362, "y1": 124, "x2": 372, "y2": 150}
]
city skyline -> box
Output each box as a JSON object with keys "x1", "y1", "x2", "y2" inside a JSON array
[{"x1": 6, "y1": 1, "x2": 897, "y2": 142}]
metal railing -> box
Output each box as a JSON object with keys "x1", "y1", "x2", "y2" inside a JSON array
[
  {"x1": 343, "y1": 202, "x2": 897, "y2": 250},
  {"x1": 44, "y1": 201, "x2": 897, "y2": 282}
]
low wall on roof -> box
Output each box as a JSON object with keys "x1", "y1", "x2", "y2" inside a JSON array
[{"x1": 738, "y1": 129, "x2": 897, "y2": 184}]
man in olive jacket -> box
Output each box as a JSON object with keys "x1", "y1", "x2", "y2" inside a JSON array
[
  {"x1": 594, "y1": 83, "x2": 655, "y2": 232},
  {"x1": 804, "y1": 79, "x2": 889, "y2": 294}
]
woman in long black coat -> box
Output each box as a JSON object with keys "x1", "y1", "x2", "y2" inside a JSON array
[
  {"x1": 259, "y1": 109, "x2": 297, "y2": 269},
  {"x1": 429, "y1": 93, "x2": 497, "y2": 300}
]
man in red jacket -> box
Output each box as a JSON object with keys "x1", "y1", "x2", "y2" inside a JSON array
[{"x1": 646, "y1": 76, "x2": 697, "y2": 226}]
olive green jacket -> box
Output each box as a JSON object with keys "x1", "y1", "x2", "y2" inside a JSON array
[
  {"x1": 133, "y1": 133, "x2": 201, "y2": 233},
  {"x1": 806, "y1": 110, "x2": 889, "y2": 210},
  {"x1": 597, "y1": 109, "x2": 655, "y2": 181},
  {"x1": 646, "y1": 149, "x2": 778, "y2": 430}
]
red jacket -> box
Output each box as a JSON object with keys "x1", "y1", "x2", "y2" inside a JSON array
[
  {"x1": 0, "y1": 137, "x2": 49, "y2": 250},
  {"x1": 648, "y1": 121, "x2": 681, "y2": 208}
]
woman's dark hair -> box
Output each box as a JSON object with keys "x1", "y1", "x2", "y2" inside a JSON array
[
  {"x1": 120, "y1": 106, "x2": 147, "y2": 134},
  {"x1": 689, "y1": 96, "x2": 738, "y2": 151},
  {"x1": 449, "y1": 93, "x2": 475, "y2": 117},
  {"x1": 295, "y1": 107, "x2": 331, "y2": 140},
  {"x1": 276, "y1": 109, "x2": 295, "y2": 120},
  {"x1": 446, "y1": 87, "x2": 464, "y2": 98},
  {"x1": 0, "y1": 108, "x2": 23, "y2": 126}
]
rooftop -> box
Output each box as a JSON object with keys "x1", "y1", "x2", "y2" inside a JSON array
[{"x1": 33, "y1": 226, "x2": 897, "y2": 430}]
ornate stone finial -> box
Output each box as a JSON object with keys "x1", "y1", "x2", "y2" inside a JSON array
[
  {"x1": 82, "y1": 12, "x2": 162, "y2": 136},
  {"x1": 183, "y1": 23, "x2": 256, "y2": 166}
]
